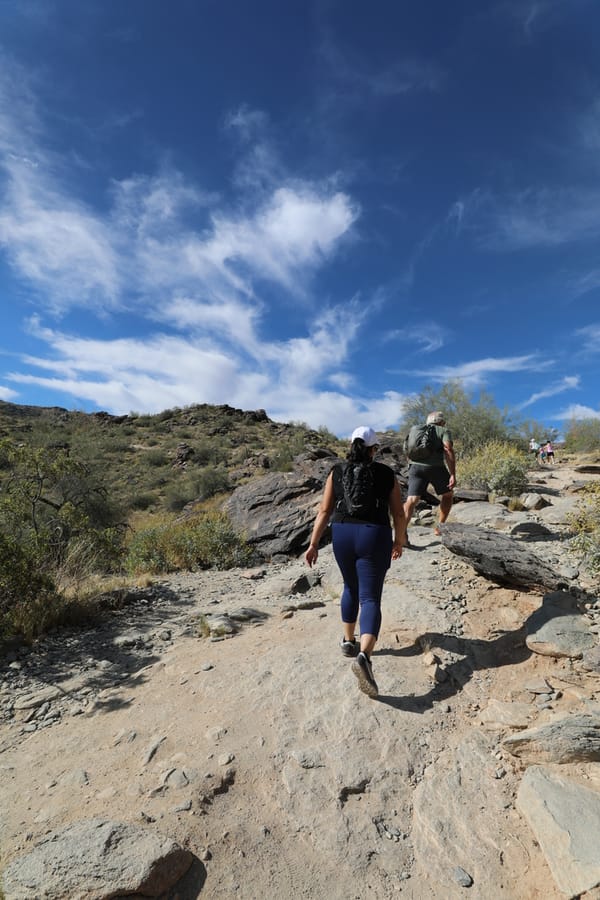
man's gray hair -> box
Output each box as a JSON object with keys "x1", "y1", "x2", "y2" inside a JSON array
[{"x1": 427, "y1": 411, "x2": 445, "y2": 425}]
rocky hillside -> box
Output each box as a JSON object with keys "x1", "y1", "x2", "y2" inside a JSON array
[
  {"x1": 0, "y1": 400, "x2": 345, "y2": 518},
  {"x1": 1, "y1": 459, "x2": 599, "y2": 899}
]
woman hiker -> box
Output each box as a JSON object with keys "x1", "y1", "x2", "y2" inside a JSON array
[{"x1": 305, "y1": 426, "x2": 406, "y2": 699}]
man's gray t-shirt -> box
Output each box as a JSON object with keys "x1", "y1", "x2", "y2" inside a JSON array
[{"x1": 410, "y1": 425, "x2": 452, "y2": 469}]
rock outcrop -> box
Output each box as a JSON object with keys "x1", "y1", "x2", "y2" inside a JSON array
[{"x1": 2, "y1": 819, "x2": 193, "y2": 899}]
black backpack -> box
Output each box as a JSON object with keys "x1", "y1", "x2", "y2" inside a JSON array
[
  {"x1": 340, "y1": 462, "x2": 377, "y2": 518},
  {"x1": 404, "y1": 423, "x2": 442, "y2": 462}
]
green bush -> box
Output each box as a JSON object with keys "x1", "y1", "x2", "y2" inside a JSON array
[
  {"x1": 567, "y1": 483, "x2": 600, "y2": 581},
  {"x1": 125, "y1": 511, "x2": 253, "y2": 575},
  {"x1": 164, "y1": 467, "x2": 230, "y2": 512},
  {"x1": 0, "y1": 534, "x2": 60, "y2": 639},
  {"x1": 460, "y1": 441, "x2": 529, "y2": 496},
  {"x1": 0, "y1": 439, "x2": 125, "y2": 637}
]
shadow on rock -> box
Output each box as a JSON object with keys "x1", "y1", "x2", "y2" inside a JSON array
[
  {"x1": 377, "y1": 586, "x2": 598, "y2": 711},
  {"x1": 375, "y1": 625, "x2": 531, "y2": 712},
  {"x1": 161, "y1": 855, "x2": 207, "y2": 899}
]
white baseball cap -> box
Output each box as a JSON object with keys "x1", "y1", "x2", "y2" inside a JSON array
[{"x1": 350, "y1": 426, "x2": 379, "y2": 446}]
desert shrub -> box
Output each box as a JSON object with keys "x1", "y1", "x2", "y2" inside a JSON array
[
  {"x1": 196, "y1": 466, "x2": 230, "y2": 499},
  {"x1": 129, "y1": 493, "x2": 155, "y2": 511},
  {"x1": 164, "y1": 467, "x2": 230, "y2": 512},
  {"x1": 125, "y1": 512, "x2": 253, "y2": 575},
  {"x1": 460, "y1": 441, "x2": 529, "y2": 496},
  {"x1": 271, "y1": 432, "x2": 309, "y2": 471},
  {"x1": 194, "y1": 441, "x2": 226, "y2": 466},
  {"x1": 564, "y1": 418, "x2": 600, "y2": 453},
  {"x1": 567, "y1": 483, "x2": 600, "y2": 580},
  {"x1": 144, "y1": 448, "x2": 168, "y2": 467}
]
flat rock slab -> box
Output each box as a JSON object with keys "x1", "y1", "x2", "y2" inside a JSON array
[
  {"x1": 525, "y1": 591, "x2": 596, "y2": 659},
  {"x1": 581, "y1": 645, "x2": 600, "y2": 673},
  {"x1": 2, "y1": 818, "x2": 193, "y2": 900},
  {"x1": 412, "y1": 731, "x2": 529, "y2": 896},
  {"x1": 440, "y1": 523, "x2": 566, "y2": 591},
  {"x1": 517, "y1": 766, "x2": 600, "y2": 898},
  {"x1": 479, "y1": 699, "x2": 534, "y2": 730},
  {"x1": 446, "y1": 502, "x2": 513, "y2": 527},
  {"x1": 503, "y1": 713, "x2": 600, "y2": 763}
]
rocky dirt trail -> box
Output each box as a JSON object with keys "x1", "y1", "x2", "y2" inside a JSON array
[{"x1": 1, "y1": 463, "x2": 600, "y2": 899}]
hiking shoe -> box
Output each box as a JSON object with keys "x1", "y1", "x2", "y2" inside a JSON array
[
  {"x1": 352, "y1": 652, "x2": 378, "y2": 698},
  {"x1": 340, "y1": 637, "x2": 358, "y2": 657}
]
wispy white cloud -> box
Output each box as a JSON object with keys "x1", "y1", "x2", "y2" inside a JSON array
[
  {"x1": 555, "y1": 402, "x2": 600, "y2": 421},
  {"x1": 7, "y1": 294, "x2": 394, "y2": 434},
  {"x1": 400, "y1": 354, "x2": 551, "y2": 388},
  {"x1": 0, "y1": 66, "x2": 373, "y2": 431},
  {"x1": 319, "y1": 32, "x2": 444, "y2": 101},
  {"x1": 0, "y1": 384, "x2": 19, "y2": 400},
  {"x1": 518, "y1": 374, "x2": 580, "y2": 409},
  {"x1": 482, "y1": 188, "x2": 600, "y2": 250},
  {"x1": 498, "y1": 0, "x2": 574, "y2": 38},
  {"x1": 384, "y1": 322, "x2": 449, "y2": 353},
  {"x1": 454, "y1": 185, "x2": 600, "y2": 251},
  {"x1": 575, "y1": 323, "x2": 600, "y2": 352}
]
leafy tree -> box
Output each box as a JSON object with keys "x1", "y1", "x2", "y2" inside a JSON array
[
  {"x1": 0, "y1": 439, "x2": 121, "y2": 570},
  {"x1": 398, "y1": 381, "x2": 514, "y2": 456}
]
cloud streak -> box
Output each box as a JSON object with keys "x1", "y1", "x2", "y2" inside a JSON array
[
  {"x1": 518, "y1": 375, "x2": 580, "y2": 409},
  {"x1": 397, "y1": 354, "x2": 551, "y2": 388}
]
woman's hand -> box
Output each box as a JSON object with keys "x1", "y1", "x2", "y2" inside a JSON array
[
  {"x1": 391, "y1": 541, "x2": 403, "y2": 560},
  {"x1": 305, "y1": 544, "x2": 318, "y2": 567}
]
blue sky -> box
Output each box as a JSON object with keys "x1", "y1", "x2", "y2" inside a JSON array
[{"x1": 0, "y1": 0, "x2": 599, "y2": 437}]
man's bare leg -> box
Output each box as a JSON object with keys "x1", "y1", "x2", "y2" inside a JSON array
[
  {"x1": 434, "y1": 491, "x2": 453, "y2": 535},
  {"x1": 403, "y1": 496, "x2": 420, "y2": 544}
]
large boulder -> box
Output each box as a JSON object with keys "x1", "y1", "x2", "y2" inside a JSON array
[
  {"x1": 223, "y1": 453, "x2": 340, "y2": 557},
  {"x1": 2, "y1": 819, "x2": 193, "y2": 900}
]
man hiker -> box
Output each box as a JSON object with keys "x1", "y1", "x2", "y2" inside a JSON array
[{"x1": 403, "y1": 410, "x2": 456, "y2": 539}]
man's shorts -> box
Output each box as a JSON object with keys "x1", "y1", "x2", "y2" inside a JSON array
[{"x1": 407, "y1": 465, "x2": 451, "y2": 498}]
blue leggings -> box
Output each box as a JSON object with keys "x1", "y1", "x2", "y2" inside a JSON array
[{"x1": 332, "y1": 522, "x2": 392, "y2": 639}]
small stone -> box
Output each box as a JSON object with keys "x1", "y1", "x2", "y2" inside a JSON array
[{"x1": 453, "y1": 866, "x2": 473, "y2": 887}]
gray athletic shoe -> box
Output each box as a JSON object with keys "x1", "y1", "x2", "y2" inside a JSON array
[
  {"x1": 340, "y1": 637, "x2": 358, "y2": 657},
  {"x1": 352, "y1": 651, "x2": 379, "y2": 698}
]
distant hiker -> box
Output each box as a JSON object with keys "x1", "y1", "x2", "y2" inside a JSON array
[
  {"x1": 403, "y1": 411, "x2": 456, "y2": 538},
  {"x1": 529, "y1": 437, "x2": 539, "y2": 458},
  {"x1": 544, "y1": 440, "x2": 555, "y2": 465},
  {"x1": 305, "y1": 426, "x2": 406, "y2": 699}
]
